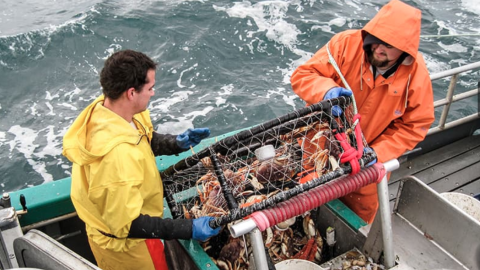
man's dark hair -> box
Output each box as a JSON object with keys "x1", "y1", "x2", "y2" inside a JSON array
[{"x1": 100, "y1": 50, "x2": 157, "y2": 100}]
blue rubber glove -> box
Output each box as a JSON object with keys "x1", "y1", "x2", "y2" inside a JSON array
[
  {"x1": 192, "y1": 216, "x2": 221, "y2": 242},
  {"x1": 323, "y1": 87, "x2": 353, "y2": 116},
  {"x1": 176, "y1": 128, "x2": 211, "y2": 149},
  {"x1": 364, "y1": 147, "x2": 377, "y2": 167}
]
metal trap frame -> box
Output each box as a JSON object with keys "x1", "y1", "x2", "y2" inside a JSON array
[{"x1": 161, "y1": 97, "x2": 377, "y2": 228}]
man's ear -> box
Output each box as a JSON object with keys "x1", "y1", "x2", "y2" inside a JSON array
[{"x1": 125, "y1": 87, "x2": 136, "y2": 101}]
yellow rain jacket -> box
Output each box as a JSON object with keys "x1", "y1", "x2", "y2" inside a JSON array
[
  {"x1": 291, "y1": 0, "x2": 434, "y2": 223},
  {"x1": 63, "y1": 95, "x2": 164, "y2": 268}
]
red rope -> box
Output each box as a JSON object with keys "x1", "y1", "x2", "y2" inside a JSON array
[
  {"x1": 353, "y1": 114, "x2": 364, "y2": 159},
  {"x1": 333, "y1": 114, "x2": 364, "y2": 175}
]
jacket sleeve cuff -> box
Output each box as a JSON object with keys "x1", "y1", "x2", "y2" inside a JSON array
[
  {"x1": 128, "y1": 214, "x2": 193, "y2": 240},
  {"x1": 151, "y1": 132, "x2": 184, "y2": 156}
]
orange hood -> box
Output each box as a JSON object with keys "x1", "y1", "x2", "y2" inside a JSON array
[{"x1": 362, "y1": 0, "x2": 421, "y2": 59}]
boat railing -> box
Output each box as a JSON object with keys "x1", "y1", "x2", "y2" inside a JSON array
[{"x1": 428, "y1": 61, "x2": 480, "y2": 135}]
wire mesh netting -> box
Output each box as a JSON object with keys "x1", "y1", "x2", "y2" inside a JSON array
[{"x1": 161, "y1": 98, "x2": 376, "y2": 228}]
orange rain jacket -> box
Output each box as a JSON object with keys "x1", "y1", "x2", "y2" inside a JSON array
[{"x1": 290, "y1": 0, "x2": 435, "y2": 223}]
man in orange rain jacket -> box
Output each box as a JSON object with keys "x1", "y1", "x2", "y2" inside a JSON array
[{"x1": 290, "y1": 0, "x2": 435, "y2": 223}]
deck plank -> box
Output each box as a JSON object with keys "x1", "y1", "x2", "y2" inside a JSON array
[
  {"x1": 412, "y1": 146, "x2": 480, "y2": 184},
  {"x1": 390, "y1": 135, "x2": 480, "y2": 183},
  {"x1": 388, "y1": 135, "x2": 480, "y2": 203},
  {"x1": 428, "y1": 161, "x2": 480, "y2": 193},
  {"x1": 451, "y1": 178, "x2": 480, "y2": 196}
]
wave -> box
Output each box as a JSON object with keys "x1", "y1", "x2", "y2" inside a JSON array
[
  {"x1": 0, "y1": 0, "x2": 101, "y2": 36},
  {"x1": 0, "y1": 6, "x2": 99, "y2": 69}
]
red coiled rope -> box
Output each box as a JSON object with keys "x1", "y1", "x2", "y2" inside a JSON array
[{"x1": 333, "y1": 114, "x2": 364, "y2": 175}]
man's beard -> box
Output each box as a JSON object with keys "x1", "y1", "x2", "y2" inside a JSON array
[{"x1": 367, "y1": 49, "x2": 390, "y2": 68}]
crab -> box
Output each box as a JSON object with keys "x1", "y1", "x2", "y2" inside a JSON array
[
  {"x1": 216, "y1": 237, "x2": 246, "y2": 270},
  {"x1": 292, "y1": 213, "x2": 323, "y2": 262},
  {"x1": 195, "y1": 171, "x2": 220, "y2": 204},
  {"x1": 309, "y1": 149, "x2": 330, "y2": 175},
  {"x1": 279, "y1": 122, "x2": 329, "y2": 143},
  {"x1": 252, "y1": 154, "x2": 296, "y2": 184},
  {"x1": 183, "y1": 171, "x2": 228, "y2": 219},
  {"x1": 200, "y1": 154, "x2": 230, "y2": 170}
]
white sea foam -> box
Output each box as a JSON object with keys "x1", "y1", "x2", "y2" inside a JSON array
[
  {"x1": 215, "y1": 84, "x2": 234, "y2": 107},
  {"x1": 64, "y1": 87, "x2": 83, "y2": 103},
  {"x1": 312, "y1": 24, "x2": 333, "y2": 34},
  {"x1": 59, "y1": 103, "x2": 78, "y2": 111},
  {"x1": 0, "y1": 1, "x2": 97, "y2": 37},
  {"x1": 149, "y1": 90, "x2": 194, "y2": 114},
  {"x1": 462, "y1": 0, "x2": 480, "y2": 15},
  {"x1": 311, "y1": 16, "x2": 347, "y2": 35},
  {"x1": 214, "y1": 1, "x2": 318, "y2": 90},
  {"x1": 214, "y1": 1, "x2": 300, "y2": 51},
  {"x1": 423, "y1": 54, "x2": 451, "y2": 74},
  {"x1": 433, "y1": 20, "x2": 458, "y2": 36},
  {"x1": 30, "y1": 102, "x2": 39, "y2": 117},
  {"x1": 438, "y1": 41, "x2": 468, "y2": 53},
  {"x1": 45, "y1": 102, "x2": 56, "y2": 116},
  {"x1": 265, "y1": 87, "x2": 297, "y2": 108},
  {"x1": 279, "y1": 48, "x2": 314, "y2": 86},
  {"x1": 7, "y1": 125, "x2": 53, "y2": 183},
  {"x1": 177, "y1": 63, "x2": 199, "y2": 88},
  {"x1": 45, "y1": 91, "x2": 60, "y2": 101},
  {"x1": 155, "y1": 106, "x2": 215, "y2": 135},
  {"x1": 104, "y1": 44, "x2": 124, "y2": 59},
  {"x1": 343, "y1": 0, "x2": 363, "y2": 11},
  {"x1": 8, "y1": 126, "x2": 38, "y2": 157},
  {"x1": 231, "y1": 104, "x2": 243, "y2": 115},
  {"x1": 36, "y1": 126, "x2": 63, "y2": 159},
  {"x1": 151, "y1": 82, "x2": 234, "y2": 133},
  {"x1": 329, "y1": 17, "x2": 347, "y2": 28}
]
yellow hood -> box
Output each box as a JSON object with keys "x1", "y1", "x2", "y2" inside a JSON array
[{"x1": 62, "y1": 95, "x2": 149, "y2": 166}]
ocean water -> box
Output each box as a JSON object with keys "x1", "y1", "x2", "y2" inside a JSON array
[{"x1": 0, "y1": 0, "x2": 479, "y2": 193}]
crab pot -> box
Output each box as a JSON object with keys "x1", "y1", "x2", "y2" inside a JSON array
[{"x1": 159, "y1": 99, "x2": 381, "y2": 269}]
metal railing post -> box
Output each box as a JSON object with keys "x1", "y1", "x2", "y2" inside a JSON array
[
  {"x1": 250, "y1": 228, "x2": 269, "y2": 270},
  {"x1": 437, "y1": 74, "x2": 458, "y2": 129},
  {"x1": 377, "y1": 159, "x2": 400, "y2": 269}
]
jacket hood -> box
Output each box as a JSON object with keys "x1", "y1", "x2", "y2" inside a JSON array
[
  {"x1": 63, "y1": 95, "x2": 143, "y2": 166},
  {"x1": 362, "y1": 0, "x2": 421, "y2": 59}
]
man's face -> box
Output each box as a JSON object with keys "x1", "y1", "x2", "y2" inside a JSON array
[
  {"x1": 369, "y1": 44, "x2": 403, "y2": 68},
  {"x1": 134, "y1": 69, "x2": 156, "y2": 113}
]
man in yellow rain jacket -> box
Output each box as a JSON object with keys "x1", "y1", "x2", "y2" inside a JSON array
[
  {"x1": 291, "y1": 0, "x2": 435, "y2": 223},
  {"x1": 63, "y1": 50, "x2": 220, "y2": 269}
]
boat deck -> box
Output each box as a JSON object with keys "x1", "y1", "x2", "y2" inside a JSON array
[{"x1": 389, "y1": 134, "x2": 480, "y2": 206}]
